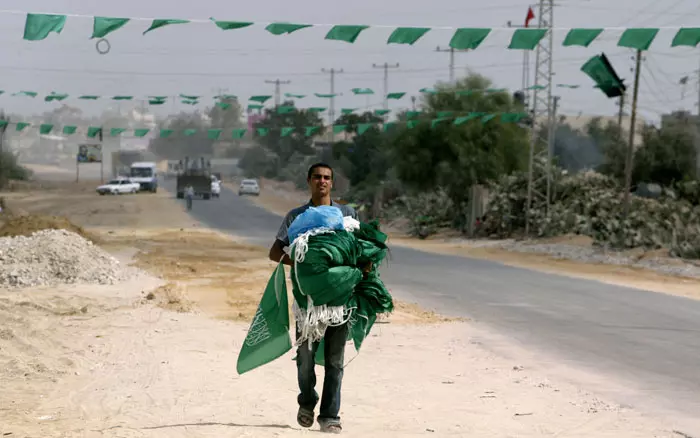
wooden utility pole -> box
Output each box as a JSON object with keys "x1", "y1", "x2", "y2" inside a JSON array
[
  {"x1": 617, "y1": 92, "x2": 625, "y2": 129},
  {"x1": 622, "y1": 49, "x2": 642, "y2": 218}
]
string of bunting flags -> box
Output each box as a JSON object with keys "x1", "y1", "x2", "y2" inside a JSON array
[
  {"x1": 16, "y1": 12, "x2": 700, "y2": 51},
  {"x1": 0, "y1": 84, "x2": 581, "y2": 108},
  {"x1": 0, "y1": 111, "x2": 527, "y2": 139}
]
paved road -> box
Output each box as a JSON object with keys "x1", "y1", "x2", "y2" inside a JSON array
[{"x1": 166, "y1": 180, "x2": 700, "y2": 424}]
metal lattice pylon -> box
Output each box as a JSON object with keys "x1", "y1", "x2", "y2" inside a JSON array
[{"x1": 524, "y1": 0, "x2": 555, "y2": 237}]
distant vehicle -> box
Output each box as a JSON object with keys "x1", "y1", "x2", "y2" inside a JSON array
[
  {"x1": 96, "y1": 178, "x2": 140, "y2": 195},
  {"x1": 238, "y1": 179, "x2": 260, "y2": 196},
  {"x1": 129, "y1": 162, "x2": 158, "y2": 192},
  {"x1": 211, "y1": 178, "x2": 221, "y2": 198},
  {"x1": 176, "y1": 157, "x2": 212, "y2": 200}
]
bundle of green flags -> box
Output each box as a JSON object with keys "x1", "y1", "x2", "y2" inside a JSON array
[{"x1": 236, "y1": 219, "x2": 393, "y2": 374}]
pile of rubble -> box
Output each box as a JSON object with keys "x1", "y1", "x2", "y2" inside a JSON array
[{"x1": 0, "y1": 229, "x2": 128, "y2": 288}]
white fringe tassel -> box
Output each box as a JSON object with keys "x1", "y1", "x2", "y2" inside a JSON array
[{"x1": 290, "y1": 219, "x2": 358, "y2": 347}]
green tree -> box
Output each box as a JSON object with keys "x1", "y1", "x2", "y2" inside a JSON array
[
  {"x1": 0, "y1": 111, "x2": 31, "y2": 188},
  {"x1": 331, "y1": 112, "x2": 389, "y2": 188},
  {"x1": 149, "y1": 112, "x2": 213, "y2": 159},
  {"x1": 389, "y1": 74, "x2": 529, "y2": 208},
  {"x1": 207, "y1": 97, "x2": 245, "y2": 158},
  {"x1": 253, "y1": 101, "x2": 325, "y2": 167},
  {"x1": 208, "y1": 97, "x2": 243, "y2": 129},
  {"x1": 588, "y1": 117, "x2": 627, "y2": 181},
  {"x1": 239, "y1": 145, "x2": 277, "y2": 178},
  {"x1": 633, "y1": 122, "x2": 698, "y2": 186}
]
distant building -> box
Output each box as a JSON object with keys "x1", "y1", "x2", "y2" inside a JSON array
[{"x1": 661, "y1": 110, "x2": 700, "y2": 129}]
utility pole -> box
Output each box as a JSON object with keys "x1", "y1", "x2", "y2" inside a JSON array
[
  {"x1": 372, "y1": 62, "x2": 399, "y2": 110},
  {"x1": 546, "y1": 95, "x2": 560, "y2": 208},
  {"x1": 524, "y1": 0, "x2": 555, "y2": 237},
  {"x1": 321, "y1": 68, "x2": 343, "y2": 141},
  {"x1": 622, "y1": 49, "x2": 642, "y2": 218},
  {"x1": 264, "y1": 79, "x2": 291, "y2": 107},
  {"x1": 617, "y1": 92, "x2": 625, "y2": 129},
  {"x1": 435, "y1": 47, "x2": 468, "y2": 84}
]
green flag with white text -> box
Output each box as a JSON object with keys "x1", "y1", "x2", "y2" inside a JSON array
[{"x1": 236, "y1": 263, "x2": 292, "y2": 374}]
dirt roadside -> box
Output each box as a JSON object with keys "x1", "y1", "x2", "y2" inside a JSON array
[{"x1": 0, "y1": 177, "x2": 687, "y2": 436}]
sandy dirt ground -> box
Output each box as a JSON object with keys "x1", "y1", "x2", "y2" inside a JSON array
[
  {"x1": 0, "y1": 176, "x2": 688, "y2": 436},
  {"x1": 240, "y1": 179, "x2": 700, "y2": 302}
]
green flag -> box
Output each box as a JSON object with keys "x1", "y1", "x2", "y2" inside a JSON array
[
  {"x1": 237, "y1": 263, "x2": 292, "y2": 374},
  {"x1": 210, "y1": 18, "x2": 254, "y2": 31},
  {"x1": 232, "y1": 128, "x2": 247, "y2": 139},
  {"x1": 92, "y1": 17, "x2": 130, "y2": 39},
  {"x1": 143, "y1": 19, "x2": 189, "y2": 35},
  {"x1": 23, "y1": 14, "x2": 66, "y2": 41}
]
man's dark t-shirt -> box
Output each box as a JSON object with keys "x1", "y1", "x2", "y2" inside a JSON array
[{"x1": 275, "y1": 200, "x2": 357, "y2": 247}]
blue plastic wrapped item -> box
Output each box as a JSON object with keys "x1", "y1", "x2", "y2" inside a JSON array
[{"x1": 288, "y1": 205, "x2": 345, "y2": 243}]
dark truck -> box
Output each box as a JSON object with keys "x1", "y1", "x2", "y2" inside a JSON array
[{"x1": 175, "y1": 157, "x2": 213, "y2": 200}]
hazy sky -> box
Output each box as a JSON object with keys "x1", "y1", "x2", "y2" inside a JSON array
[{"x1": 1, "y1": 0, "x2": 699, "y2": 125}]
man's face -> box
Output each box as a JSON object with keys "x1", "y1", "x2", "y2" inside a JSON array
[{"x1": 308, "y1": 167, "x2": 333, "y2": 197}]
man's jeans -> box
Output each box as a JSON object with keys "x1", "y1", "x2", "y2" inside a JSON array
[{"x1": 296, "y1": 323, "x2": 348, "y2": 422}]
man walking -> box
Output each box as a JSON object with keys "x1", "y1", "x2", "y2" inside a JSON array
[
  {"x1": 269, "y1": 163, "x2": 356, "y2": 434},
  {"x1": 184, "y1": 184, "x2": 194, "y2": 210}
]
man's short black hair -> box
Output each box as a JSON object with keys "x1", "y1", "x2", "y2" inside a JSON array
[{"x1": 307, "y1": 162, "x2": 333, "y2": 180}]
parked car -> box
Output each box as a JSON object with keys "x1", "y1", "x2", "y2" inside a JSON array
[
  {"x1": 96, "y1": 178, "x2": 140, "y2": 195},
  {"x1": 238, "y1": 179, "x2": 260, "y2": 196}
]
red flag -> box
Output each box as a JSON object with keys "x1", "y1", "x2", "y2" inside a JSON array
[{"x1": 525, "y1": 7, "x2": 535, "y2": 27}]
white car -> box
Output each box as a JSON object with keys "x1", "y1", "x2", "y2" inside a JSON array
[
  {"x1": 238, "y1": 179, "x2": 260, "y2": 196},
  {"x1": 211, "y1": 179, "x2": 221, "y2": 198},
  {"x1": 96, "y1": 178, "x2": 140, "y2": 195}
]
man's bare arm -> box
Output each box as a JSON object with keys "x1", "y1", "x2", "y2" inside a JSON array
[{"x1": 269, "y1": 239, "x2": 293, "y2": 266}]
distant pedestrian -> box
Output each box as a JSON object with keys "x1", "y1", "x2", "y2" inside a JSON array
[{"x1": 184, "y1": 184, "x2": 194, "y2": 210}]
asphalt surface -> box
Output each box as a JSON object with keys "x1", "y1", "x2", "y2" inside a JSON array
[{"x1": 166, "y1": 179, "x2": 700, "y2": 424}]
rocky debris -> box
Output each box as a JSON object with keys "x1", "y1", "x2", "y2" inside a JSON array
[
  {"x1": 0, "y1": 229, "x2": 128, "y2": 288},
  {"x1": 471, "y1": 238, "x2": 700, "y2": 279}
]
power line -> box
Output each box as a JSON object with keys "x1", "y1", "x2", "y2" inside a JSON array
[{"x1": 0, "y1": 52, "x2": 630, "y2": 80}]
